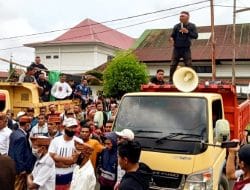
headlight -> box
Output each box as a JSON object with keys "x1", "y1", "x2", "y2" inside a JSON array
[{"x1": 184, "y1": 168, "x2": 213, "y2": 190}]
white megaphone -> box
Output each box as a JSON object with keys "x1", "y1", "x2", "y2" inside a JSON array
[{"x1": 173, "y1": 67, "x2": 199, "y2": 92}]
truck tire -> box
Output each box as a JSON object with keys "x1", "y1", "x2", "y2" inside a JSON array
[{"x1": 218, "y1": 174, "x2": 229, "y2": 190}]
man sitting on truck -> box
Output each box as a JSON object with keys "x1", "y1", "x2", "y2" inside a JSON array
[{"x1": 149, "y1": 69, "x2": 165, "y2": 85}]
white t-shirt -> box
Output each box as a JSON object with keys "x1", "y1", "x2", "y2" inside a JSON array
[
  {"x1": 30, "y1": 123, "x2": 48, "y2": 137},
  {"x1": 51, "y1": 81, "x2": 72, "y2": 99},
  {"x1": 0, "y1": 126, "x2": 12, "y2": 155},
  {"x1": 70, "y1": 160, "x2": 96, "y2": 190},
  {"x1": 32, "y1": 153, "x2": 55, "y2": 190},
  {"x1": 48, "y1": 135, "x2": 83, "y2": 175},
  {"x1": 94, "y1": 111, "x2": 103, "y2": 128}
]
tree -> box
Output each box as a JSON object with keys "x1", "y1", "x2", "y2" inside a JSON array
[{"x1": 103, "y1": 50, "x2": 148, "y2": 98}]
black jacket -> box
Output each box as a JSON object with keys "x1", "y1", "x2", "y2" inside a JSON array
[
  {"x1": 171, "y1": 22, "x2": 198, "y2": 48},
  {"x1": 119, "y1": 163, "x2": 152, "y2": 190}
]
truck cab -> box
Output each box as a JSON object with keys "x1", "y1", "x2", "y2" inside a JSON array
[{"x1": 114, "y1": 92, "x2": 227, "y2": 189}]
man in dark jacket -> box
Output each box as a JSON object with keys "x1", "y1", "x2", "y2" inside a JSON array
[
  {"x1": 0, "y1": 154, "x2": 16, "y2": 190},
  {"x1": 8, "y1": 116, "x2": 34, "y2": 190},
  {"x1": 118, "y1": 141, "x2": 152, "y2": 190},
  {"x1": 169, "y1": 11, "x2": 198, "y2": 83}
]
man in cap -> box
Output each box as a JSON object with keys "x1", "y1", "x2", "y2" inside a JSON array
[
  {"x1": 169, "y1": 11, "x2": 198, "y2": 83},
  {"x1": 227, "y1": 143, "x2": 250, "y2": 189},
  {"x1": 70, "y1": 141, "x2": 96, "y2": 190},
  {"x1": 114, "y1": 129, "x2": 135, "y2": 190},
  {"x1": 0, "y1": 112, "x2": 12, "y2": 155},
  {"x1": 8, "y1": 115, "x2": 33, "y2": 190},
  {"x1": 47, "y1": 116, "x2": 62, "y2": 138},
  {"x1": 49, "y1": 117, "x2": 83, "y2": 190},
  {"x1": 27, "y1": 136, "x2": 55, "y2": 190}
]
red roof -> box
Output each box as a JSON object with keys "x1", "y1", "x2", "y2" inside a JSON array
[
  {"x1": 134, "y1": 24, "x2": 250, "y2": 62},
  {"x1": 0, "y1": 71, "x2": 8, "y2": 78},
  {"x1": 26, "y1": 18, "x2": 135, "y2": 50}
]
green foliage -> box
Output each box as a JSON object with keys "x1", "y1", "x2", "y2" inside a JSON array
[{"x1": 103, "y1": 50, "x2": 148, "y2": 98}]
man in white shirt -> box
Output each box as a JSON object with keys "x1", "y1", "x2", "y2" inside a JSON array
[
  {"x1": 0, "y1": 112, "x2": 12, "y2": 155},
  {"x1": 70, "y1": 141, "x2": 96, "y2": 190},
  {"x1": 94, "y1": 102, "x2": 104, "y2": 128},
  {"x1": 51, "y1": 74, "x2": 72, "y2": 100},
  {"x1": 30, "y1": 114, "x2": 48, "y2": 137},
  {"x1": 27, "y1": 136, "x2": 55, "y2": 190},
  {"x1": 49, "y1": 118, "x2": 83, "y2": 190}
]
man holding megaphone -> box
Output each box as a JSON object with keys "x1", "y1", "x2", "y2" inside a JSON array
[{"x1": 169, "y1": 11, "x2": 198, "y2": 83}]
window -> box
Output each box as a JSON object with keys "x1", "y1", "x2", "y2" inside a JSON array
[
  {"x1": 53, "y1": 55, "x2": 59, "y2": 59},
  {"x1": 193, "y1": 66, "x2": 212, "y2": 73},
  {"x1": 46, "y1": 55, "x2": 51, "y2": 59},
  {"x1": 212, "y1": 100, "x2": 223, "y2": 128}
]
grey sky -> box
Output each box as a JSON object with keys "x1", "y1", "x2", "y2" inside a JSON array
[{"x1": 0, "y1": 0, "x2": 249, "y2": 71}]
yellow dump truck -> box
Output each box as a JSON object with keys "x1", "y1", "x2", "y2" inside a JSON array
[
  {"x1": 113, "y1": 68, "x2": 250, "y2": 190},
  {"x1": 0, "y1": 82, "x2": 74, "y2": 116}
]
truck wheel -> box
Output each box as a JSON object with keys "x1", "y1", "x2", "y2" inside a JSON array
[{"x1": 218, "y1": 174, "x2": 229, "y2": 190}]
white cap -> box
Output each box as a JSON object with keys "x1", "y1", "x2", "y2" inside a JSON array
[
  {"x1": 116, "y1": 129, "x2": 134, "y2": 141},
  {"x1": 63, "y1": 118, "x2": 78, "y2": 128},
  {"x1": 17, "y1": 111, "x2": 26, "y2": 118}
]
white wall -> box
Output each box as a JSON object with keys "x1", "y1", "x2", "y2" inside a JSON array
[{"x1": 35, "y1": 43, "x2": 117, "y2": 74}]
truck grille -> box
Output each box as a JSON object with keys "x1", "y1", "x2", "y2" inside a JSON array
[{"x1": 149, "y1": 171, "x2": 185, "y2": 189}]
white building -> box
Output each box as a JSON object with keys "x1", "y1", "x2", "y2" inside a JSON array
[{"x1": 25, "y1": 18, "x2": 135, "y2": 74}]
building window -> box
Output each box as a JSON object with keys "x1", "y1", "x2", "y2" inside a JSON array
[
  {"x1": 193, "y1": 66, "x2": 212, "y2": 73},
  {"x1": 53, "y1": 55, "x2": 59, "y2": 59},
  {"x1": 46, "y1": 55, "x2": 51, "y2": 59}
]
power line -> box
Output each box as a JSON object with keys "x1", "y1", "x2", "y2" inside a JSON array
[{"x1": 0, "y1": 0, "x2": 210, "y2": 41}]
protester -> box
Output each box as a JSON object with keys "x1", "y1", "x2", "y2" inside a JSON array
[
  {"x1": 98, "y1": 132, "x2": 118, "y2": 190},
  {"x1": 30, "y1": 56, "x2": 48, "y2": 80},
  {"x1": 27, "y1": 136, "x2": 55, "y2": 190},
  {"x1": 51, "y1": 74, "x2": 72, "y2": 100},
  {"x1": 6, "y1": 109, "x2": 18, "y2": 130},
  {"x1": 79, "y1": 121, "x2": 103, "y2": 169},
  {"x1": 70, "y1": 141, "x2": 96, "y2": 190},
  {"x1": 103, "y1": 120, "x2": 113, "y2": 133},
  {"x1": 30, "y1": 114, "x2": 48, "y2": 137},
  {"x1": 118, "y1": 141, "x2": 152, "y2": 190},
  {"x1": 49, "y1": 117, "x2": 83, "y2": 190},
  {"x1": 94, "y1": 102, "x2": 107, "y2": 129},
  {"x1": 0, "y1": 154, "x2": 16, "y2": 190},
  {"x1": 37, "y1": 73, "x2": 52, "y2": 102},
  {"x1": 39, "y1": 106, "x2": 47, "y2": 116},
  {"x1": 19, "y1": 66, "x2": 37, "y2": 83},
  {"x1": 150, "y1": 69, "x2": 165, "y2": 85},
  {"x1": 47, "y1": 116, "x2": 62, "y2": 138},
  {"x1": 26, "y1": 107, "x2": 38, "y2": 131},
  {"x1": 114, "y1": 129, "x2": 135, "y2": 190},
  {"x1": 169, "y1": 11, "x2": 198, "y2": 83},
  {"x1": 47, "y1": 104, "x2": 60, "y2": 119},
  {"x1": 74, "y1": 105, "x2": 84, "y2": 122},
  {"x1": 0, "y1": 112, "x2": 12, "y2": 155},
  {"x1": 60, "y1": 103, "x2": 71, "y2": 122},
  {"x1": 75, "y1": 78, "x2": 92, "y2": 109},
  {"x1": 8, "y1": 116, "x2": 33, "y2": 190}
]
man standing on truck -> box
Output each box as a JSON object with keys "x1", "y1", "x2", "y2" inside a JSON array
[
  {"x1": 51, "y1": 74, "x2": 72, "y2": 100},
  {"x1": 169, "y1": 11, "x2": 198, "y2": 83},
  {"x1": 30, "y1": 56, "x2": 48, "y2": 80}
]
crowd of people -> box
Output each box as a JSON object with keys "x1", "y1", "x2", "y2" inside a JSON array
[{"x1": 0, "y1": 95, "x2": 153, "y2": 190}]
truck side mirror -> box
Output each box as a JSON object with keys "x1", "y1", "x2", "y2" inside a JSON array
[{"x1": 215, "y1": 119, "x2": 230, "y2": 143}]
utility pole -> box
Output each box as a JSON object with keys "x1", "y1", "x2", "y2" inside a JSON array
[
  {"x1": 232, "y1": 0, "x2": 236, "y2": 85},
  {"x1": 210, "y1": 0, "x2": 216, "y2": 80}
]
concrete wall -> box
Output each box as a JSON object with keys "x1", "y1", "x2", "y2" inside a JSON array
[{"x1": 35, "y1": 44, "x2": 116, "y2": 74}]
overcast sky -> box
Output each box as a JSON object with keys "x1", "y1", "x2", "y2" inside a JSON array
[{"x1": 0, "y1": 0, "x2": 249, "y2": 71}]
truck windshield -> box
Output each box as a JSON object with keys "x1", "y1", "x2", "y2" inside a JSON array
[{"x1": 114, "y1": 96, "x2": 208, "y2": 154}]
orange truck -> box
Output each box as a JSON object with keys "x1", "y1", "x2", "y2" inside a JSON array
[{"x1": 114, "y1": 67, "x2": 250, "y2": 189}]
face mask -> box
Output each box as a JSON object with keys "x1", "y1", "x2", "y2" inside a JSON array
[
  {"x1": 32, "y1": 148, "x2": 41, "y2": 159},
  {"x1": 76, "y1": 153, "x2": 85, "y2": 165},
  {"x1": 65, "y1": 128, "x2": 75, "y2": 137}
]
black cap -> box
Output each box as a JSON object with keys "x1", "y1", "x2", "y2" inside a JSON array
[{"x1": 239, "y1": 144, "x2": 250, "y2": 165}]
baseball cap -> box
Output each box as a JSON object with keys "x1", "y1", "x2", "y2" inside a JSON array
[
  {"x1": 238, "y1": 144, "x2": 250, "y2": 165},
  {"x1": 63, "y1": 118, "x2": 78, "y2": 128},
  {"x1": 116, "y1": 129, "x2": 134, "y2": 141}
]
